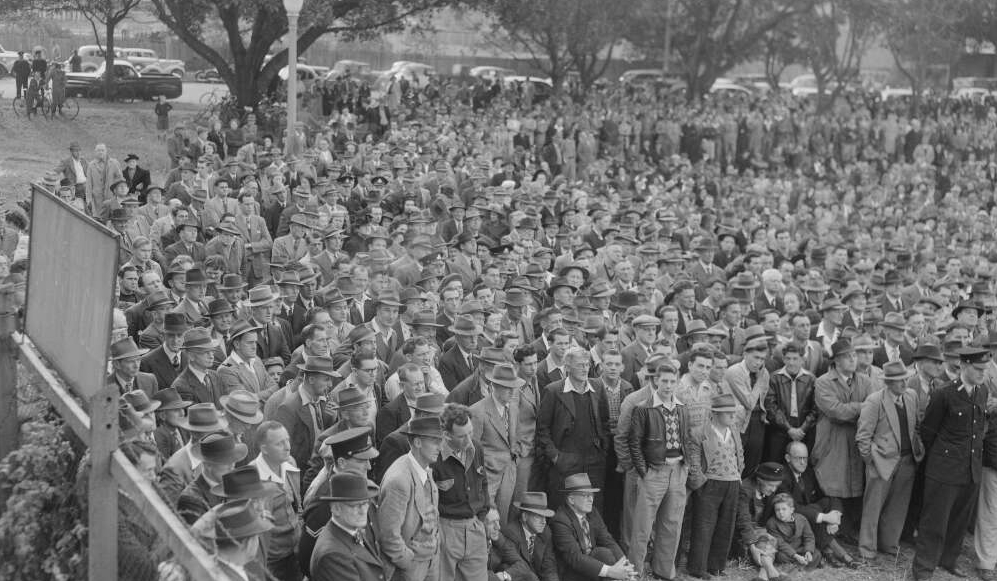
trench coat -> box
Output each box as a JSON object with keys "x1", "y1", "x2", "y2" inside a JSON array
[{"x1": 812, "y1": 368, "x2": 874, "y2": 497}]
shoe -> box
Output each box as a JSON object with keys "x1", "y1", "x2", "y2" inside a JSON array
[
  {"x1": 823, "y1": 552, "x2": 842, "y2": 568},
  {"x1": 707, "y1": 569, "x2": 725, "y2": 577},
  {"x1": 978, "y1": 568, "x2": 997, "y2": 581},
  {"x1": 943, "y1": 565, "x2": 969, "y2": 578},
  {"x1": 843, "y1": 558, "x2": 862, "y2": 569}
]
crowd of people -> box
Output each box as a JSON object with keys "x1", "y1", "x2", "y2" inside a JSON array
[{"x1": 5, "y1": 71, "x2": 997, "y2": 581}]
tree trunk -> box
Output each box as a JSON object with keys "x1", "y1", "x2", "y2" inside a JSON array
[{"x1": 104, "y1": 19, "x2": 116, "y2": 99}]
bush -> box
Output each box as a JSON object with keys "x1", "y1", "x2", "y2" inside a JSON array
[{"x1": 0, "y1": 413, "x2": 87, "y2": 580}]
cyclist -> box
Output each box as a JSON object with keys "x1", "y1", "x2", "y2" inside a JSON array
[
  {"x1": 25, "y1": 71, "x2": 42, "y2": 118},
  {"x1": 49, "y1": 62, "x2": 67, "y2": 115}
]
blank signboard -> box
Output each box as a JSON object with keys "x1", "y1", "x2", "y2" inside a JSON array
[{"x1": 24, "y1": 186, "x2": 118, "y2": 398}]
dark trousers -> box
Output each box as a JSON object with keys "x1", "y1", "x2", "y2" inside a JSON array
[
  {"x1": 763, "y1": 424, "x2": 815, "y2": 464},
  {"x1": 15, "y1": 76, "x2": 27, "y2": 99},
  {"x1": 914, "y1": 477, "x2": 981, "y2": 576},
  {"x1": 268, "y1": 552, "x2": 302, "y2": 581},
  {"x1": 546, "y1": 448, "x2": 605, "y2": 511},
  {"x1": 741, "y1": 410, "x2": 766, "y2": 479},
  {"x1": 902, "y1": 460, "x2": 927, "y2": 543},
  {"x1": 687, "y1": 479, "x2": 740, "y2": 575},
  {"x1": 603, "y1": 445, "x2": 625, "y2": 540}
]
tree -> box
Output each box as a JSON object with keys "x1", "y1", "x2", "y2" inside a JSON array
[
  {"x1": 797, "y1": 0, "x2": 882, "y2": 112},
  {"x1": 148, "y1": 0, "x2": 458, "y2": 109},
  {"x1": 73, "y1": 0, "x2": 144, "y2": 99},
  {"x1": 481, "y1": 0, "x2": 630, "y2": 91},
  {"x1": 625, "y1": 0, "x2": 813, "y2": 100},
  {"x1": 879, "y1": 0, "x2": 966, "y2": 112},
  {"x1": 759, "y1": 26, "x2": 807, "y2": 90}
]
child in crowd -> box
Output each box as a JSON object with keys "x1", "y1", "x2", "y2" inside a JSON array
[
  {"x1": 766, "y1": 493, "x2": 821, "y2": 570},
  {"x1": 155, "y1": 95, "x2": 172, "y2": 141}
]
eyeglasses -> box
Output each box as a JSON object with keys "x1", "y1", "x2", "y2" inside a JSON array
[{"x1": 358, "y1": 366, "x2": 378, "y2": 373}]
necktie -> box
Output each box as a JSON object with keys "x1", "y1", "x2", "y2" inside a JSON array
[
  {"x1": 527, "y1": 534, "x2": 535, "y2": 559},
  {"x1": 311, "y1": 402, "x2": 325, "y2": 432},
  {"x1": 580, "y1": 516, "x2": 591, "y2": 553},
  {"x1": 171, "y1": 354, "x2": 180, "y2": 369},
  {"x1": 354, "y1": 532, "x2": 365, "y2": 546},
  {"x1": 502, "y1": 404, "x2": 510, "y2": 436},
  {"x1": 789, "y1": 374, "x2": 799, "y2": 418},
  {"x1": 728, "y1": 328, "x2": 735, "y2": 352}
]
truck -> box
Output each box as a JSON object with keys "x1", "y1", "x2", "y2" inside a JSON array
[
  {"x1": 66, "y1": 59, "x2": 182, "y2": 100},
  {"x1": 118, "y1": 47, "x2": 186, "y2": 77}
]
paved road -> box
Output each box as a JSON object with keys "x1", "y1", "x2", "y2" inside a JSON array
[{"x1": 0, "y1": 77, "x2": 228, "y2": 105}]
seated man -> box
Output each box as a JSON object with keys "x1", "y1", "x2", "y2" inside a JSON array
[
  {"x1": 734, "y1": 462, "x2": 787, "y2": 581},
  {"x1": 779, "y1": 441, "x2": 857, "y2": 567},
  {"x1": 549, "y1": 473, "x2": 634, "y2": 581},
  {"x1": 502, "y1": 492, "x2": 559, "y2": 581},
  {"x1": 485, "y1": 508, "x2": 538, "y2": 581}
]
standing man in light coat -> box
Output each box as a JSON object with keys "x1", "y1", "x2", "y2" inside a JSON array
[
  {"x1": 720, "y1": 325, "x2": 770, "y2": 478},
  {"x1": 471, "y1": 363, "x2": 522, "y2": 524},
  {"x1": 813, "y1": 338, "x2": 875, "y2": 540},
  {"x1": 378, "y1": 416, "x2": 443, "y2": 581},
  {"x1": 86, "y1": 142, "x2": 124, "y2": 215},
  {"x1": 855, "y1": 361, "x2": 923, "y2": 561}
]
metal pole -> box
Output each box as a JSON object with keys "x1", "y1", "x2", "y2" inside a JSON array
[{"x1": 286, "y1": 11, "x2": 299, "y2": 157}]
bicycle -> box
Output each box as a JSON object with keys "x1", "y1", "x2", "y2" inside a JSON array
[
  {"x1": 13, "y1": 87, "x2": 51, "y2": 119},
  {"x1": 48, "y1": 92, "x2": 80, "y2": 121}
]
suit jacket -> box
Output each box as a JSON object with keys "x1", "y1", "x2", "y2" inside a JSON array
[
  {"x1": 489, "y1": 532, "x2": 539, "y2": 581},
  {"x1": 177, "y1": 474, "x2": 225, "y2": 525},
  {"x1": 439, "y1": 345, "x2": 474, "y2": 391},
  {"x1": 161, "y1": 240, "x2": 206, "y2": 270},
  {"x1": 310, "y1": 520, "x2": 385, "y2": 581},
  {"x1": 447, "y1": 252, "x2": 481, "y2": 290},
  {"x1": 217, "y1": 353, "x2": 280, "y2": 405},
  {"x1": 273, "y1": 388, "x2": 336, "y2": 471},
  {"x1": 446, "y1": 372, "x2": 487, "y2": 407},
  {"x1": 365, "y1": 320, "x2": 403, "y2": 366},
  {"x1": 535, "y1": 360, "x2": 565, "y2": 392},
  {"x1": 536, "y1": 380, "x2": 610, "y2": 467},
  {"x1": 471, "y1": 395, "x2": 520, "y2": 477},
  {"x1": 139, "y1": 346, "x2": 185, "y2": 389},
  {"x1": 171, "y1": 367, "x2": 224, "y2": 408},
  {"x1": 856, "y1": 387, "x2": 924, "y2": 480},
  {"x1": 271, "y1": 234, "x2": 308, "y2": 265},
  {"x1": 620, "y1": 341, "x2": 650, "y2": 388},
  {"x1": 350, "y1": 294, "x2": 378, "y2": 326},
  {"x1": 204, "y1": 236, "x2": 245, "y2": 276},
  {"x1": 172, "y1": 298, "x2": 209, "y2": 328},
  {"x1": 55, "y1": 155, "x2": 88, "y2": 189},
  {"x1": 549, "y1": 506, "x2": 623, "y2": 581},
  {"x1": 376, "y1": 426, "x2": 411, "y2": 483},
  {"x1": 921, "y1": 379, "x2": 987, "y2": 485},
  {"x1": 106, "y1": 372, "x2": 158, "y2": 397},
  {"x1": 153, "y1": 424, "x2": 187, "y2": 462},
  {"x1": 253, "y1": 320, "x2": 292, "y2": 363},
  {"x1": 235, "y1": 213, "x2": 273, "y2": 280},
  {"x1": 377, "y1": 454, "x2": 440, "y2": 580},
  {"x1": 375, "y1": 394, "x2": 412, "y2": 446},
  {"x1": 872, "y1": 342, "x2": 915, "y2": 367},
  {"x1": 137, "y1": 324, "x2": 165, "y2": 350},
  {"x1": 502, "y1": 522, "x2": 558, "y2": 581},
  {"x1": 777, "y1": 465, "x2": 840, "y2": 526}
]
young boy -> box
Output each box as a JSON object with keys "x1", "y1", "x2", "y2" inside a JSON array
[
  {"x1": 686, "y1": 392, "x2": 744, "y2": 578},
  {"x1": 766, "y1": 492, "x2": 822, "y2": 569}
]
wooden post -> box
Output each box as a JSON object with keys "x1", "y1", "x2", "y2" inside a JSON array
[
  {"x1": 0, "y1": 285, "x2": 19, "y2": 513},
  {"x1": 89, "y1": 384, "x2": 118, "y2": 581}
]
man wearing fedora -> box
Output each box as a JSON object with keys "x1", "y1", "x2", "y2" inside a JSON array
[
  {"x1": 232, "y1": 191, "x2": 274, "y2": 288},
  {"x1": 172, "y1": 327, "x2": 224, "y2": 407},
  {"x1": 375, "y1": 393, "x2": 444, "y2": 483},
  {"x1": 192, "y1": 498, "x2": 272, "y2": 580},
  {"x1": 301, "y1": 427, "x2": 381, "y2": 574},
  {"x1": 206, "y1": 298, "x2": 236, "y2": 361},
  {"x1": 471, "y1": 363, "x2": 523, "y2": 525},
  {"x1": 873, "y1": 312, "x2": 915, "y2": 367},
  {"x1": 177, "y1": 431, "x2": 247, "y2": 524},
  {"x1": 502, "y1": 491, "x2": 559, "y2": 581},
  {"x1": 151, "y1": 387, "x2": 193, "y2": 460},
  {"x1": 378, "y1": 416, "x2": 444, "y2": 581},
  {"x1": 855, "y1": 361, "x2": 923, "y2": 561},
  {"x1": 250, "y1": 420, "x2": 303, "y2": 580},
  {"x1": 205, "y1": 223, "x2": 246, "y2": 276},
  {"x1": 137, "y1": 291, "x2": 178, "y2": 349},
  {"x1": 217, "y1": 319, "x2": 280, "y2": 402},
  {"x1": 244, "y1": 285, "x2": 292, "y2": 364},
  {"x1": 272, "y1": 214, "x2": 312, "y2": 265},
  {"x1": 172, "y1": 267, "x2": 211, "y2": 327},
  {"x1": 550, "y1": 473, "x2": 631, "y2": 581},
  {"x1": 328, "y1": 385, "x2": 375, "y2": 435},
  {"x1": 273, "y1": 355, "x2": 340, "y2": 471},
  {"x1": 220, "y1": 390, "x2": 265, "y2": 464},
  {"x1": 161, "y1": 218, "x2": 206, "y2": 270},
  {"x1": 813, "y1": 338, "x2": 875, "y2": 541},
  {"x1": 310, "y1": 472, "x2": 385, "y2": 581},
  {"x1": 439, "y1": 314, "x2": 482, "y2": 391},
  {"x1": 377, "y1": 363, "x2": 425, "y2": 445},
  {"x1": 159, "y1": 403, "x2": 228, "y2": 499},
  {"x1": 108, "y1": 337, "x2": 158, "y2": 397}
]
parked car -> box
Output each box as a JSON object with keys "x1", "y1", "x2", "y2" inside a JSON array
[
  {"x1": 71, "y1": 45, "x2": 123, "y2": 72},
  {"x1": 710, "y1": 78, "x2": 753, "y2": 95},
  {"x1": 194, "y1": 68, "x2": 223, "y2": 82},
  {"x1": 469, "y1": 65, "x2": 516, "y2": 80},
  {"x1": 118, "y1": 47, "x2": 186, "y2": 77},
  {"x1": 0, "y1": 43, "x2": 21, "y2": 77},
  {"x1": 502, "y1": 75, "x2": 554, "y2": 102},
  {"x1": 277, "y1": 63, "x2": 319, "y2": 82},
  {"x1": 331, "y1": 60, "x2": 371, "y2": 76},
  {"x1": 66, "y1": 59, "x2": 182, "y2": 100}
]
